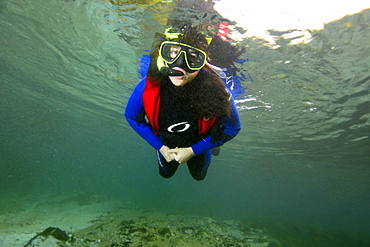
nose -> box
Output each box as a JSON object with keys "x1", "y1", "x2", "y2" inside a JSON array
[{"x1": 172, "y1": 52, "x2": 185, "y2": 67}]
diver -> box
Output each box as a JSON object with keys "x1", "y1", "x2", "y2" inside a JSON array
[{"x1": 125, "y1": 26, "x2": 242, "y2": 180}]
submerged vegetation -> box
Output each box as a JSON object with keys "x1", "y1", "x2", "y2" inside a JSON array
[{"x1": 73, "y1": 209, "x2": 273, "y2": 246}]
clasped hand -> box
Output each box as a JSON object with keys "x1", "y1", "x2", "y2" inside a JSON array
[{"x1": 159, "y1": 145, "x2": 194, "y2": 164}]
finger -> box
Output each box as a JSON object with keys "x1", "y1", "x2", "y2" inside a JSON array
[
  {"x1": 164, "y1": 155, "x2": 174, "y2": 162},
  {"x1": 172, "y1": 153, "x2": 180, "y2": 162}
]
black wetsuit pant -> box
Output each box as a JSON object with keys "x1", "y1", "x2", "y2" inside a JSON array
[{"x1": 156, "y1": 150, "x2": 212, "y2": 181}]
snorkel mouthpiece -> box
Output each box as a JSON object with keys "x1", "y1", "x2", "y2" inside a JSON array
[
  {"x1": 157, "y1": 56, "x2": 184, "y2": 76},
  {"x1": 159, "y1": 67, "x2": 184, "y2": 76},
  {"x1": 157, "y1": 53, "x2": 186, "y2": 76}
]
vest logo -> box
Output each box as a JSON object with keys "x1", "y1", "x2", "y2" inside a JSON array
[{"x1": 167, "y1": 122, "x2": 190, "y2": 133}]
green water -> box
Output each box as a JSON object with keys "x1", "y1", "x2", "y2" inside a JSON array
[{"x1": 0, "y1": 0, "x2": 369, "y2": 246}]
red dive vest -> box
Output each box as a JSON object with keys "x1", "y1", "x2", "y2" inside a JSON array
[{"x1": 142, "y1": 76, "x2": 217, "y2": 135}]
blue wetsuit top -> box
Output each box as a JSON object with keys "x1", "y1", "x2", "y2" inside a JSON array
[{"x1": 124, "y1": 76, "x2": 241, "y2": 156}]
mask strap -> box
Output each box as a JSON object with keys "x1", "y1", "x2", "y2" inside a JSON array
[{"x1": 157, "y1": 56, "x2": 166, "y2": 71}]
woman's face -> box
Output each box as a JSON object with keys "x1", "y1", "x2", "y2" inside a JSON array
[
  {"x1": 168, "y1": 68, "x2": 200, "y2": 86},
  {"x1": 163, "y1": 41, "x2": 205, "y2": 86}
]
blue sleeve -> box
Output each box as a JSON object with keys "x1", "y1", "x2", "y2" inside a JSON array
[
  {"x1": 191, "y1": 94, "x2": 241, "y2": 156},
  {"x1": 124, "y1": 78, "x2": 164, "y2": 151}
]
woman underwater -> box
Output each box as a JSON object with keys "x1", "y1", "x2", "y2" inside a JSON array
[{"x1": 125, "y1": 26, "x2": 241, "y2": 181}]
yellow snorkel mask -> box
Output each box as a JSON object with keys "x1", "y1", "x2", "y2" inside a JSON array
[{"x1": 157, "y1": 27, "x2": 212, "y2": 76}]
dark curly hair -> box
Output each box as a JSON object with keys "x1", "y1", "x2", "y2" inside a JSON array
[
  {"x1": 148, "y1": 27, "x2": 231, "y2": 119},
  {"x1": 165, "y1": 0, "x2": 246, "y2": 73},
  {"x1": 176, "y1": 66, "x2": 231, "y2": 119}
]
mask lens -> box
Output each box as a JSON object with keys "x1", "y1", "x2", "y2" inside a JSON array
[
  {"x1": 161, "y1": 44, "x2": 181, "y2": 62},
  {"x1": 186, "y1": 48, "x2": 205, "y2": 67}
]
